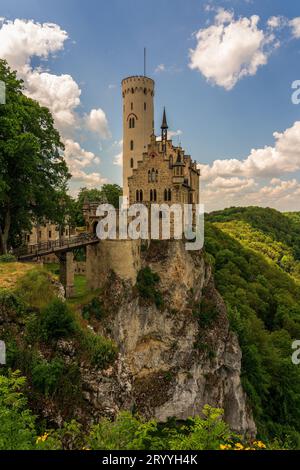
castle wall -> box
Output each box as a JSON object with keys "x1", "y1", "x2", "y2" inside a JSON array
[{"x1": 86, "y1": 239, "x2": 141, "y2": 290}]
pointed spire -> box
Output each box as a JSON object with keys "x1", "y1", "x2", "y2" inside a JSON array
[{"x1": 161, "y1": 107, "x2": 168, "y2": 130}]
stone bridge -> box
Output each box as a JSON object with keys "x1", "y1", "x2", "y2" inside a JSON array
[{"x1": 14, "y1": 233, "x2": 99, "y2": 298}]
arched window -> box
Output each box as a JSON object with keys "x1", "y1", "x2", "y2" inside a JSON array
[
  {"x1": 144, "y1": 88, "x2": 147, "y2": 95},
  {"x1": 131, "y1": 102, "x2": 133, "y2": 110},
  {"x1": 150, "y1": 189, "x2": 153, "y2": 202},
  {"x1": 154, "y1": 189, "x2": 157, "y2": 202},
  {"x1": 132, "y1": 117, "x2": 135, "y2": 128},
  {"x1": 130, "y1": 158, "x2": 134, "y2": 169},
  {"x1": 140, "y1": 190, "x2": 143, "y2": 202},
  {"x1": 144, "y1": 102, "x2": 147, "y2": 110},
  {"x1": 151, "y1": 168, "x2": 155, "y2": 182},
  {"x1": 130, "y1": 140, "x2": 134, "y2": 151},
  {"x1": 136, "y1": 189, "x2": 139, "y2": 202},
  {"x1": 169, "y1": 156, "x2": 173, "y2": 168},
  {"x1": 131, "y1": 88, "x2": 134, "y2": 94},
  {"x1": 168, "y1": 189, "x2": 172, "y2": 201},
  {"x1": 164, "y1": 189, "x2": 168, "y2": 201},
  {"x1": 148, "y1": 170, "x2": 151, "y2": 182},
  {"x1": 129, "y1": 118, "x2": 132, "y2": 129}
]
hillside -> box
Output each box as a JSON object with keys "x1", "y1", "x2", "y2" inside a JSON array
[{"x1": 205, "y1": 207, "x2": 300, "y2": 445}]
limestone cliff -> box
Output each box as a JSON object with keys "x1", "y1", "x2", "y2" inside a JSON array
[{"x1": 80, "y1": 241, "x2": 256, "y2": 437}]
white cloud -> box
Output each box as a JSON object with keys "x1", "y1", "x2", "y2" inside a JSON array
[
  {"x1": 85, "y1": 108, "x2": 111, "y2": 139},
  {"x1": 200, "y1": 121, "x2": 300, "y2": 181},
  {"x1": 200, "y1": 121, "x2": 300, "y2": 211},
  {"x1": 113, "y1": 140, "x2": 123, "y2": 166},
  {"x1": 155, "y1": 64, "x2": 166, "y2": 73},
  {"x1": 64, "y1": 139, "x2": 106, "y2": 187},
  {"x1": 0, "y1": 18, "x2": 111, "y2": 188},
  {"x1": 289, "y1": 17, "x2": 300, "y2": 39},
  {"x1": 189, "y1": 9, "x2": 276, "y2": 90}
]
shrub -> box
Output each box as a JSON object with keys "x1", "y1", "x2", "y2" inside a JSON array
[
  {"x1": 0, "y1": 253, "x2": 16, "y2": 263},
  {"x1": 0, "y1": 291, "x2": 25, "y2": 317},
  {"x1": 137, "y1": 267, "x2": 163, "y2": 309},
  {"x1": 31, "y1": 358, "x2": 65, "y2": 396},
  {"x1": 16, "y1": 269, "x2": 57, "y2": 309},
  {"x1": 81, "y1": 331, "x2": 117, "y2": 369},
  {"x1": 40, "y1": 299, "x2": 76, "y2": 341},
  {"x1": 86, "y1": 412, "x2": 158, "y2": 450},
  {"x1": 82, "y1": 298, "x2": 104, "y2": 321}
]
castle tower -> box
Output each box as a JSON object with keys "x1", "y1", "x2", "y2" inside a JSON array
[{"x1": 122, "y1": 76, "x2": 155, "y2": 197}]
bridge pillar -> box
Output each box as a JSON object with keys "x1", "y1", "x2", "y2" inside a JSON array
[{"x1": 58, "y1": 252, "x2": 75, "y2": 298}]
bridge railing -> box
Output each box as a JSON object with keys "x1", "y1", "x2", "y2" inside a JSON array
[{"x1": 14, "y1": 233, "x2": 98, "y2": 258}]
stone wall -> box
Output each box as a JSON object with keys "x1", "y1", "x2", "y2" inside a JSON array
[{"x1": 86, "y1": 239, "x2": 141, "y2": 290}]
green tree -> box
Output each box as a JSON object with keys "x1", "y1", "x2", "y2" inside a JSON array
[
  {"x1": 0, "y1": 60, "x2": 70, "y2": 254},
  {"x1": 75, "y1": 184, "x2": 122, "y2": 226}
]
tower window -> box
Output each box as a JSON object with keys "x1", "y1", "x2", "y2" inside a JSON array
[
  {"x1": 151, "y1": 168, "x2": 155, "y2": 182},
  {"x1": 130, "y1": 140, "x2": 134, "y2": 151},
  {"x1": 131, "y1": 88, "x2": 134, "y2": 93},
  {"x1": 150, "y1": 189, "x2": 153, "y2": 201},
  {"x1": 168, "y1": 189, "x2": 172, "y2": 201},
  {"x1": 164, "y1": 189, "x2": 168, "y2": 202},
  {"x1": 130, "y1": 158, "x2": 134, "y2": 168},
  {"x1": 140, "y1": 190, "x2": 143, "y2": 202},
  {"x1": 154, "y1": 189, "x2": 157, "y2": 202},
  {"x1": 136, "y1": 189, "x2": 139, "y2": 201},
  {"x1": 144, "y1": 88, "x2": 147, "y2": 95},
  {"x1": 144, "y1": 102, "x2": 147, "y2": 110},
  {"x1": 148, "y1": 170, "x2": 151, "y2": 182},
  {"x1": 155, "y1": 170, "x2": 158, "y2": 182},
  {"x1": 131, "y1": 102, "x2": 133, "y2": 110}
]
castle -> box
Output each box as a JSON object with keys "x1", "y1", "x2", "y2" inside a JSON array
[{"x1": 84, "y1": 74, "x2": 201, "y2": 290}]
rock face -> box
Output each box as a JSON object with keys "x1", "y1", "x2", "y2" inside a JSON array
[{"x1": 82, "y1": 241, "x2": 256, "y2": 437}]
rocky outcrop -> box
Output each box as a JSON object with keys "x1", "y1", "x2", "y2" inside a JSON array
[{"x1": 81, "y1": 241, "x2": 256, "y2": 437}]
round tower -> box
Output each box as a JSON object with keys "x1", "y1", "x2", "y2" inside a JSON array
[{"x1": 122, "y1": 76, "x2": 155, "y2": 197}]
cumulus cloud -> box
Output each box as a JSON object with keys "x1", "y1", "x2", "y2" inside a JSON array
[
  {"x1": 189, "y1": 9, "x2": 276, "y2": 90},
  {"x1": 200, "y1": 121, "x2": 300, "y2": 182},
  {"x1": 200, "y1": 121, "x2": 300, "y2": 211},
  {"x1": 0, "y1": 18, "x2": 111, "y2": 188},
  {"x1": 289, "y1": 18, "x2": 300, "y2": 39},
  {"x1": 64, "y1": 139, "x2": 106, "y2": 187},
  {"x1": 85, "y1": 108, "x2": 111, "y2": 139}
]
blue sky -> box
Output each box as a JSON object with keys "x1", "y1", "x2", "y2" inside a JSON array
[{"x1": 1, "y1": 0, "x2": 300, "y2": 210}]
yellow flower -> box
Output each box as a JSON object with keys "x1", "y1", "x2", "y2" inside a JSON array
[
  {"x1": 254, "y1": 440, "x2": 266, "y2": 449},
  {"x1": 235, "y1": 443, "x2": 244, "y2": 450},
  {"x1": 220, "y1": 444, "x2": 231, "y2": 450}
]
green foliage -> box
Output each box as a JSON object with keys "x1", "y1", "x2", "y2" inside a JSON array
[
  {"x1": 137, "y1": 267, "x2": 163, "y2": 308},
  {"x1": 80, "y1": 330, "x2": 117, "y2": 369},
  {"x1": 205, "y1": 207, "x2": 300, "y2": 443},
  {"x1": 170, "y1": 406, "x2": 232, "y2": 450},
  {"x1": 0, "y1": 254, "x2": 16, "y2": 262},
  {"x1": 86, "y1": 411, "x2": 158, "y2": 450},
  {"x1": 16, "y1": 269, "x2": 57, "y2": 309},
  {"x1": 0, "y1": 371, "x2": 36, "y2": 450},
  {"x1": 31, "y1": 358, "x2": 65, "y2": 396},
  {"x1": 0, "y1": 290, "x2": 25, "y2": 317},
  {"x1": 40, "y1": 299, "x2": 76, "y2": 342},
  {"x1": 82, "y1": 298, "x2": 104, "y2": 321}
]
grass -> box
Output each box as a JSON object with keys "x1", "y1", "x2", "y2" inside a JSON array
[{"x1": 0, "y1": 262, "x2": 37, "y2": 290}]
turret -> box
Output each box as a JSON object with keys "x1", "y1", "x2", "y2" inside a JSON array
[
  {"x1": 161, "y1": 107, "x2": 168, "y2": 153},
  {"x1": 122, "y1": 76, "x2": 155, "y2": 197}
]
